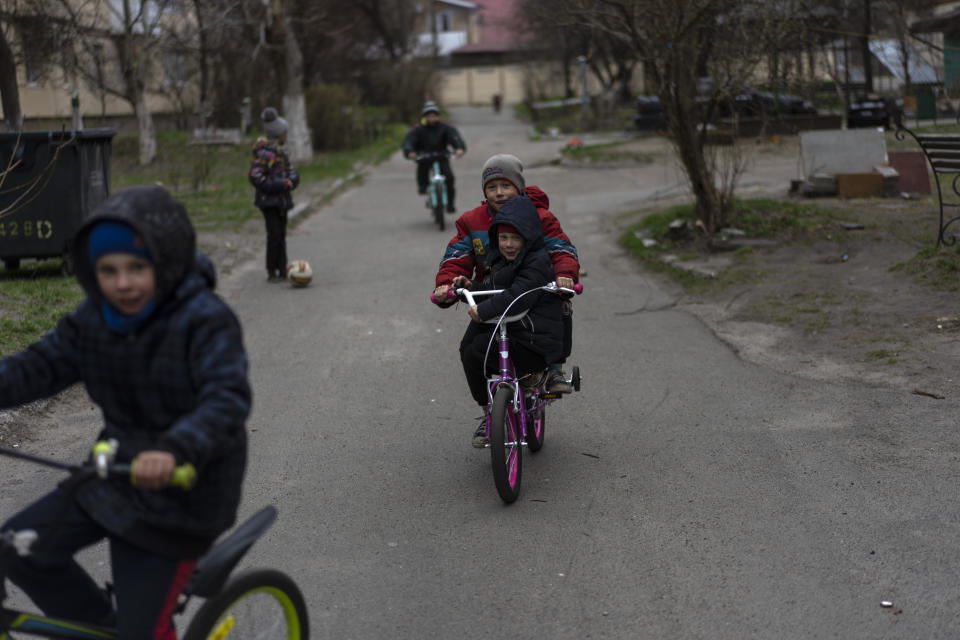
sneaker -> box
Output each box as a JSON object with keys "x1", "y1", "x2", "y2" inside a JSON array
[
  {"x1": 446, "y1": 204, "x2": 457, "y2": 213},
  {"x1": 267, "y1": 274, "x2": 285, "y2": 283},
  {"x1": 545, "y1": 369, "x2": 573, "y2": 394},
  {"x1": 471, "y1": 418, "x2": 488, "y2": 448}
]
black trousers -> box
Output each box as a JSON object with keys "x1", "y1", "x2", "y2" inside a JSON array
[
  {"x1": 2, "y1": 487, "x2": 196, "y2": 639},
  {"x1": 260, "y1": 206, "x2": 288, "y2": 276},
  {"x1": 416, "y1": 157, "x2": 456, "y2": 207},
  {"x1": 460, "y1": 322, "x2": 546, "y2": 406}
]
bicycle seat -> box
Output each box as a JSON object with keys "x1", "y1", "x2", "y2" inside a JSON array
[{"x1": 183, "y1": 505, "x2": 277, "y2": 598}]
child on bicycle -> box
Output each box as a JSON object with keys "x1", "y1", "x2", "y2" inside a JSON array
[
  {"x1": 433, "y1": 153, "x2": 580, "y2": 393},
  {"x1": 452, "y1": 193, "x2": 564, "y2": 447},
  {"x1": 402, "y1": 101, "x2": 466, "y2": 212},
  {"x1": 0, "y1": 185, "x2": 251, "y2": 639}
]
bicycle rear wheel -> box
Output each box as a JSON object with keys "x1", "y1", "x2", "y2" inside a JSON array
[
  {"x1": 490, "y1": 385, "x2": 522, "y2": 503},
  {"x1": 182, "y1": 568, "x2": 309, "y2": 640},
  {"x1": 525, "y1": 395, "x2": 545, "y2": 452}
]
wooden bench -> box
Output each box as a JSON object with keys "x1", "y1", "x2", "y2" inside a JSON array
[{"x1": 896, "y1": 127, "x2": 960, "y2": 246}]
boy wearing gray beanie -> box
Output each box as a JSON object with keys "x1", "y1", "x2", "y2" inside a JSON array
[{"x1": 433, "y1": 154, "x2": 582, "y2": 410}]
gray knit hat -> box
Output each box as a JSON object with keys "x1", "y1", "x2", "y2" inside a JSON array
[
  {"x1": 262, "y1": 107, "x2": 289, "y2": 139},
  {"x1": 422, "y1": 101, "x2": 440, "y2": 116},
  {"x1": 481, "y1": 154, "x2": 525, "y2": 194}
]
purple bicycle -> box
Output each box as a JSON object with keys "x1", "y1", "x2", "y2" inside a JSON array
[{"x1": 441, "y1": 282, "x2": 582, "y2": 503}]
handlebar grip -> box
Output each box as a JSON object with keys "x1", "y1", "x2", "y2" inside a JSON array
[
  {"x1": 573, "y1": 282, "x2": 583, "y2": 295},
  {"x1": 124, "y1": 461, "x2": 197, "y2": 490}
]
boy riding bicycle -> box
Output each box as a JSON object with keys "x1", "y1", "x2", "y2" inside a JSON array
[
  {"x1": 453, "y1": 193, "x2": 565, "y2": 447},
  {"x1": 433, "y1": 154, "x2": 581, "y2": 394},
  {"x1": 0, "y1": 185, "x2": 251, "y2": 639},
  {"x1": 402, "y1": 101, "x2": 466, "y2": 212}
]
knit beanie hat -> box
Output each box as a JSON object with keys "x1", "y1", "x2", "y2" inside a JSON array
[
  {"x1": 262, "y1": 107, "x2": 289, "y2": 139},
  {"x1": 422, "y1": 101, "x2": 440, "y2": 116},
  {"x1": 88, "y1": 220, "x2": 151, "y2": 266},
  {"x1": 481, "y1": 154, "x2": 525, "y2": 194},
  {"x1": 496, "y1": 224, "x2": 520, "y2": 237}
]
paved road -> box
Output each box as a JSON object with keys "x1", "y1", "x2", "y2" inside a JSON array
[
  {"x1": 213, "y1": 107, "x2": 960, "y2": 638},
  {"x1": 4, "y1": 107, "x2": 960, "y2": 638}
]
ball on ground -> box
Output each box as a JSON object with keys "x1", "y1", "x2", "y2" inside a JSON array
[{"x1": 285, "y1": 260, "x2": 312, "y2": 287}]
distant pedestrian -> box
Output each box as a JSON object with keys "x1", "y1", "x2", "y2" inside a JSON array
[{"x1": 249, "y1": 107, "x2": 299, "y2": 282}]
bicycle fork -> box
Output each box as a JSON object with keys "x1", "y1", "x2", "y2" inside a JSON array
[{"x1": 485, "y1": 324, "x2": 529, "y2": 446}]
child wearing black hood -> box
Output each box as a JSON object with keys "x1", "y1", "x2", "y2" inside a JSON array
[
  {"x1": 0, "y1": 185, "x2": 250, "y2": 638},
  {"x1": 453, "y1": 194, "x2": 564, "y2": 447}
]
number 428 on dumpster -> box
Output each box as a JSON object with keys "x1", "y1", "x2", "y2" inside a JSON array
[{"x1": 0, "y1": 220, "x2": 54, "y2": 239}]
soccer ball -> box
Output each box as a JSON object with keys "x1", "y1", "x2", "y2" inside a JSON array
[{"x1": 285, "y1": 260, "x2": 312, "y2": 287}]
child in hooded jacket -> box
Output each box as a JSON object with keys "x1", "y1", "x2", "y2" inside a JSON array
[
  {"x1": 433, "y1": 154, "x2": 579, "y2": 393},
  {"x1": 0, "y1": 185, "x2": 250, "y2": 639},
  {"x1": 453, "y1": 193, "x2": 564, "y2": 447},
  {"x1": 250, "y1": 106, "x2": 299, "y2": 282}
]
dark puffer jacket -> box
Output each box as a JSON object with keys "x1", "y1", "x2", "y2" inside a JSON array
[
  {"x1": 474, "y1": 195, "x2": 564, "y2": 364},
  {"x1": 0, "y1": 185, "x2": 250, "y2": 558},
  {"x1": 249, "y1": 137, "x2": 299, "y2": 211}
]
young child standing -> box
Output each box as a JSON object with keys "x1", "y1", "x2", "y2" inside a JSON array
[
  {"x1": 0, "y1": 185, "x2": 251, "y2": 639},
  {"x1": 454, "y1": 194, "x2": 564, "y2": 447},
  {"x1": 250, "y1": 106, "x2": 300, "y2": 282}
]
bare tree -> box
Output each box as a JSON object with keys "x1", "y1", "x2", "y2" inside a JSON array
[{"x1": 559, "y1": 0, "x2": 776, "y2": 232}]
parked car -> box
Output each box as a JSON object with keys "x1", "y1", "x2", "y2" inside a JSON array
[
  {"x1": 728, "y1": 88, "x2": 817, "y2": 117},
  {"x1": 633, "y1": 95, "x2": 667, "y2": 131},
  {"x1": 847, "y1": 95, "x2": 902, "y2": 129}
]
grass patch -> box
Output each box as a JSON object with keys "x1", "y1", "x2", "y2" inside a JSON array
[
  {"x1": 561, "y1": 140, "x2": 655, "y2": 164},
  {"x1": 0, "y1": 261, "x2": 83, "y2": 354},
  {"x1": 864, "y1": 348, "x2": 900, "y2": 364},
  {"x1": 113, "y1": 123, "x2": 407, "y2": 232},
  {"x1": 890, "y1": 245, "x2": 960, "y2": 290},
  {"x1": 619, "y1": 198, "x2": 850, "y2": 292}
]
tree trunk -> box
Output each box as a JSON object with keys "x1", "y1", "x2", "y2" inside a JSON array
[
  {"x1": 134, "y1": 88, "x2": 157, "y2": 165},
  {"x1": 280, "y1": 10, "x2": 312, "y2": 163},
  {"x1": 0, "y1": 29, "x2": 22, "y2": 131}
]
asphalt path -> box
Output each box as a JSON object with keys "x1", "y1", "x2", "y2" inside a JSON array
[{"x1": 3, "y1": 107, "x2": 960, "y2": 638}]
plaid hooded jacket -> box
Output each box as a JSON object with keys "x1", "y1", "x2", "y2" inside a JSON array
[{"x1": 0, "y1": 186, "x2": 250, "y2": 558}]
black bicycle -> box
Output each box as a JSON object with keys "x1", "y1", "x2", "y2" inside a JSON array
[{"x1": 0, "y1": 441, "x2": 309, "y2": 639}]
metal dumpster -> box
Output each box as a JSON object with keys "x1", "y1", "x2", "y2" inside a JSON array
[{"x1": 0, "y1": 129, "x2": 116, "y2": 273}]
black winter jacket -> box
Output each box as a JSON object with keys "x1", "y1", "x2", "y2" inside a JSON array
[
  {"x1": 474, "y1": 195, "x2": 564, "y2": 364},
  {"x1": 0, "y1": 186, "x2": 250, "y2": 558},
  {"x1": 401, "y1": 119, "x2": 466, "y2": 156}
]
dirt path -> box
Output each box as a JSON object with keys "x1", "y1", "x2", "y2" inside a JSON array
[{"x1": 610, "y1": 135, "x2": 960, "y2": 401}]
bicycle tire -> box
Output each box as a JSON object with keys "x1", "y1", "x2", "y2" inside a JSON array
[
  {"x1": 525, "y1": 395, "x2": 545, "y2": 452},
  {"x1": 433, "y1": 199, "x2": 445, "y2": 231},
  {"x1": 490, "y1": 385, "x2": 522, "y2": 503},
  {"x1": 182, "y1": 567, "x2": 309, "y2": 640}
]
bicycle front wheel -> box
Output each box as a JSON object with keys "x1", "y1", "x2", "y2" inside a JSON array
[
  {"x1": 433, "y1": 196, "x2": 445, "y2": 231},
  {"x1": 490, "y1": 385, "x2": 522, "y2": 503},
  {"x1": 182, "y1": 568, "x2": 309, "y2": 640}
]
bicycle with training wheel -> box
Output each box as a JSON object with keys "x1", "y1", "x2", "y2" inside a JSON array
[
  {"x1": 434, "y1": 281, "x2": 583, "y2": 503},
  {"x1": 415, "y1": 151, "x2": 451, "y2": 232},
  {"x1": 0, "y1": 441, "x2": 309, "y2": 639}
]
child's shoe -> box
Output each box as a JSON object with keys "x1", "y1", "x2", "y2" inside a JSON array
[
  {"x1": 545, "y1": 369, "x2": 573, "y2": 393},
  {"x1": 472, "y1": 419, "x2": 488, "y2": 448}
]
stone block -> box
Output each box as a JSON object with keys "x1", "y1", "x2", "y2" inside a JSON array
[{"x1": 800, "y1": 129, "x2": 887, "y2": 178}]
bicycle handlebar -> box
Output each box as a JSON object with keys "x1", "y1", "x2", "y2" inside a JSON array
[
  {"x1": 0, "y1": 440, "x2": 195, "y2": 490},
  {"x1": 430, "y1": 281, "x2": 583, "y2": 308},
  {"x1": 413, "y1": 151, "x2": 451, "y2": 161}
]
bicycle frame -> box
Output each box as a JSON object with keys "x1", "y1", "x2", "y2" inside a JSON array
[{"x1": 0, "y1": 607, "x2": 115, "y2": 639}]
